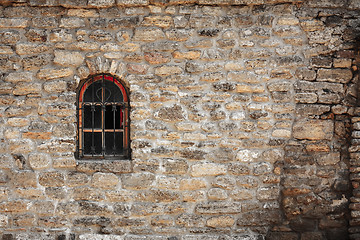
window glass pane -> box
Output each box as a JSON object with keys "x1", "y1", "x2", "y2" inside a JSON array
[
  {"x1": 83, "y1": 81, "x2": 102, "y2": 102},
  {"x1": 104, "y1": 80, "x2": 123, "y2": 102},
  {"x1": 105, "y1": 132, "x2": 123, "y2": 155},
  {"x1": 105, "y1": 105, "x2": 122, "y2": 129},
  {"x1": 83, "y1": 105, "x2": 102, "y2": 129},
  {"x1": 84, "y1": 132, "x2": 102, "y2": 155}
]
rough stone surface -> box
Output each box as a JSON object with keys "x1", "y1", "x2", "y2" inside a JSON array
[{"x1": 0, "y1": 1, "x2": 356, "y2": 239}]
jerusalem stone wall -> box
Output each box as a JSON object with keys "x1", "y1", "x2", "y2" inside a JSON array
[{"x1": 0, "y1": 0, "x2": 360, "y2": 239}]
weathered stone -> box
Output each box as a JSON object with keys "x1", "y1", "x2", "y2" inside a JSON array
[
  {"x1": 37, "y1": 67, "x2": 73, "y2": 80},
  {"x1": 9, "y1": 139, "x2": 34, "y2": 153},
  {"x1": 144, "y1": 52, "x2": 170, "y2": 65},
  {"x1": 39, "y1": 172, "x2": 65, "y2": 187},
  {"x1": 180, "y1": 178, "x2": 207, "y2": 190},
  {"x1": 54, "y1": 50, "x2": 84, "y2": 67},
  {"x1": 317, "y1": 69, "x2": 353, "y2": 83},
  {"x1": 32, "y1": 17, "x2": 58, "y2": 28},
  {"x1": 0, "y1": 30, "x2": 20, "y2": 44},
  {"x1": 143, "y1": 16, "x2": 173, "y2": 28},
  {"x1": 191, "y1": 163, "x2": 226, "y2": 177},
  {"x1": 195, "y1": 202, "x2": 241, "y2": 214},
  {"x1": 155, "y1": 104, "x2": 186, "y2": 122},
  {"x1": 0, "y1": 18, "x2": 28, "y2": 28},
  {"x1": 163, "y1": 159, "x2": 188, "y2": 175},
  {"x1": 11, "y1": 171, "x2": 37, "y2": 188},
  {"x1": 5, "y1": 72, "x2": 33, "y2": 83},
  {"x1": 25, "y1": 28, "x2": 48, "y2": 42},
  {"x1": 15, "y1": 43, "x2": 49, "y2": 55},
  {"x1": 122, "y1": 173, "x2": 155, "y2": 190},
  {"x1": 91, "y1": 172, "x2": 119, "y2": 189},
  {"x1": 134, "y1": 28, "x2": 165, "y2": 42},
  {"x1": 23, "y1": 54, "x2": 52, "y2": 70},
  {"x1": 49, "y1": 28, "x2": 73, "y2": 42},
  {"x1": 29, "y1": 154, "x2": 51, "y2": 170},
  {"x1": 293, "y1": 120, "x2": 334, "y2": 140}
]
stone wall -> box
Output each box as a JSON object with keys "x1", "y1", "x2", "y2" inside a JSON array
[{"x1": 0, "y1": 0, "x2": 359, "y2": 239}]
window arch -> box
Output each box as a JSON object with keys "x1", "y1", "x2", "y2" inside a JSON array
[{"x1": 76, "y1": 74, "x2": 130, "y2": 159}]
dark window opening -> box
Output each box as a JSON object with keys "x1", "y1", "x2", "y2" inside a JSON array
[{"x1": 76, "y1": 74, "x2": 130, "y2": 160}]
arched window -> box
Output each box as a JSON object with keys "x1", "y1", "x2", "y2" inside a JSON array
[{"x1": 76, "y1": 74, "x2": 130, "y2": 159}]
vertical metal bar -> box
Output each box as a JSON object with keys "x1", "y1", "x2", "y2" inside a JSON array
[
  {"x1": 102, "y1": 74, "x2": 105, "y2": 157},
  {"x1": 124, "y1": 106, "x2": 128, "y2": 158},
  {"x1": 80, "y1": 104, "x2": 84, "y2": 157},
  {"x1": 113, "y1": 104, "x2": 116, "y2": 156},
  {"x1": 91, "y1": 77, "x2": 95, "y2": 156}
]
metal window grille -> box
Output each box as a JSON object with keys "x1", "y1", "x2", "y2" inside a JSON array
[{"x1": 76, "y1": 74, "x2": 130, "y2": 159}]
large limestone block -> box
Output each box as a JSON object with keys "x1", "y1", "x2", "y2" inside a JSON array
[
  {"x1": 54, "y1": 50, "x2": 84, "y2": 67},
  {"x1": 293, "y1": 119, "x2": 334, "y2": 140}
]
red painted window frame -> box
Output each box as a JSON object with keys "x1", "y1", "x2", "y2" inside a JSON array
[{"x1": 76, "y1": 74, "x2": 130, "y2": 160}]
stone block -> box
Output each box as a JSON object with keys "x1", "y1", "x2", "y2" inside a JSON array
[
  {"x1": 88, "y1": 0, "x2": 115, "y2": 7},
  {"x1": 9, "y1": 139, "x2": 34, "y2": 153},
  {"x1": 0, "y1": 18, "x2": 28, "y2": 28},
  {"x1": 195, "y1": 202, "x2": 241, "y2": 214},
  {"x1": 0, "y1": 200, "x2": 29, "y2": 213},
  {"x1": 43, "y1": 80, "x2": 68, "y2": 93},
  {"x1": 207, "y1": 188, "x2": 228, "y2": 201},
  {"x1": 317, "y1": 68, "x2": 353, "y2": 83},
  {"x1": 72, "y1": 187, "x2": 105, "y2": 201},
  {"x1": 122, "y1": 173, "x2": 155, "y2": 190},
  {"x1": 0, "y1": 30, "x2": 20, "y2": 44},
  {"x1": 300, "y1": 19, "x2": 324, "y2": 31},
  {"x1": 54, "y1": 50, "x2": 84, "y2": 67},
  {"x1": 136, "y1": 189, "x2": 179, "y2": 202},
  {"x1": 179, "y1": 178, "x2": 207, "y2": 190},
  {"x1": 295, "y1": 93, "x2": 318, "y2": 103},
  {"x1": 317, "y1": 152, "x2": 340, "y2": 166},
  {"x1": 24, "y1": 28, "x2": 47, "y2": 42},
  {"x1": 256, "y1": 187, "x2": 279, "y2": 201},
  {"x1": 11, "y1": 171, "x2": 37, "y2": 188},
  {"x1": 163, "y1": 159, "x2": 188, "y2": 175},
  {"x1": 190, "y1": 163, "x2": 226, "y2": 177},
  {"x1": 59, "y1": 17, "x2": 86, "y2": 28},
  {"x1": 13, "y1": 82, "x2": 42, "y2": 96},
  {"x1": 142, "y1": 16, "x2": 173, "y2": 28},
  {"x1": 293, "y1": 119, "x2": 334, "y2": 140},
  {"x1": 273, "y1": 26, "x2": 302, "y2": 37},
  {"x1": 0, "y1": 214, "x2": 8, "y2": 227},
  {"x1": 116, "y1": 0, "x2": 149, "y2": 6},
  {"x1": 49, "y1": 28, "x2": 73, "y2": 42},
  {"x1": 206, "y1": 215, "x2": 235, "y2": 228},
  {"x1": 166, "y1": 29, "x2": 194, "y2": 41},
  {"x1": 172, "y1": 50, "x2": 201, "y2": 60},
  {"x1": 23, "y1": 54, "x2": 52, "y2": 70},
  {"x1": 39, "y1": 172, "x2": 65, "y2": 187},
  {"x1": 15, "y1": 43, "x2": 49, "y2": 55},
  {"x1": 0, "y1": 45, "x2": 14, "y2": 54},
  {"x1": 133, "y1": 28, "x2": 165, "y2": 42},
  {"x1": 7, "y1": 117, "x2": 30, "y2": 127},
  {"x1": 91, "y1": 172, "x2": 119, "y2": 189},
  {"x1": 333, "y1": 58, "x2": 352, "y2": 68},
  {"x1": 29, "y1": 153, "x2": 51, "y2": 170},
  {"x1": 144, "y1": 52, "x2": 170, "y2": 64},
  {"x1": 154, "y1": 104, "x2": 186, "y2": 121},
  {"x1": 30, "y1": 201, "x2": 55, "y2": 215},
  {"x1": 5, "y1": 72, "x2": 33, "y2": 83},
  {"x1": 37, "y1": 67, "x2": 73, "y2": 80},
  {"x1": 277, "y1": 16, "x2": 300, "y2": 25},
  {"x1": 32, "y1": 17, "x2": 58, "y2": 28}
]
